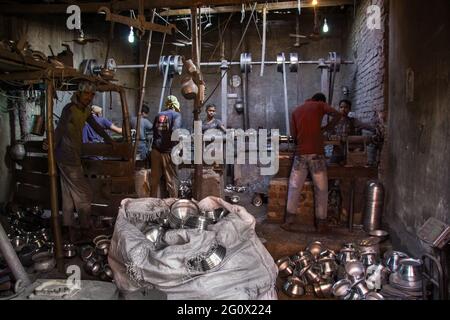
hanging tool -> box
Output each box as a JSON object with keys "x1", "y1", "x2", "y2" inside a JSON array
[
  {"x1": 98, "y1": 2, "x2": 176, "y2": 35},
  {"x1": 240, "y1": 3, "x2": 246, "y2": 23}
]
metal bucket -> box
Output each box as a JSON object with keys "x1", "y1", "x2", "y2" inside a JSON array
[{"x1": 363, "y1": 181, "x2": 385, "y2": 232}]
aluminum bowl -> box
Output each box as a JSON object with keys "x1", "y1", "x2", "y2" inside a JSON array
[
  {"x1": 169, "y1": 200, "x2": 200, "y2": 228},
  {"x1": 200, "y1": 244, "x2": 226, "y2": 271},
  {"x1": 282, "y1": 277, "x2": 305, "y2": 298},
  {"x1": 332, "y1": 279, "x2": 352, "y2": 298}
]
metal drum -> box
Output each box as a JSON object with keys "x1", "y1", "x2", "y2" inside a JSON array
[{"x1": 363, "y1": 181, "x2": 385, "y2": 232}]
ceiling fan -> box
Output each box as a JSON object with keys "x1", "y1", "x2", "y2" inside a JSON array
[
  {"x1": 289, "y1": 8, "x2": 323, "y2": 45},
  {"x1": 64, "y1": 29, "x2": 100, "y2": 45}
]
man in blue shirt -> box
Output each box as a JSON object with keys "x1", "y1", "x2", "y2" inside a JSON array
[
  {"x1": 82, "y1": 105, "x2": 122, "y2": 143},
  {"x1": 150, "y1": 95, "x2": 182, "y2": 198},
  {"x1": 130, "y1": 103, "x2": 153, "y2": 161}
]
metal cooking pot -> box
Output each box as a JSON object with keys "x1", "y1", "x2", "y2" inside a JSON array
[
  {"x1": 384, "y1": 251, "x2": 409, "y2": 273},
  {"x1": 398, "y1": 258, "x2": 423, "y2": 282},
  {"x1": 11, "y1": 142, "x2": 26, "y2": 161},
  {"x1": 169, "y1": 200, "x2": 200, "y2": 229},
  {"x1": 307, "y1": 241, "x2": 323, "y2": 259},
  {"x1": 313, "y1": 281, "x2": 333, "y2": 298},
  {"x1": 32, "y1": 251, "x2": 56, "y2": 272},
  {"x1": 358, "y1": 237, "x2": 381, "y2": 255},
  {"x1": 277, "y1": 258, "x2": 295, "y2": 278},
  {"x1": 332, "y1": 279, "x2": 352, "y2": 298},
  {"x1": 64, "y1": 243, "x2": 77, "y2": 258},
  {"x1": 80, "y1": 246, "x2": 95, "y2": 262},
  {"x1": 85, "y1": 257, "x2": 102, "y2": 276},
  {"x1": 95, "y1": 239, "x2": 110, "y2": 256},
  {"x1": 93, "y1": 235, "x2": 109, "y2": 246},
  {"x1": 283, "y1": 277, "x2": 305, "y2": 298},
  {"x1": 181, "y1": 77, "x2": 198, "y2": 100}
]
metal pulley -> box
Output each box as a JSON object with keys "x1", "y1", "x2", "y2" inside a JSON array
[
  {"x1": 277, "y1": 53, "x2": 299, "y2": 73},
  {"x1": 289, "y1": 53, "x2": 299, "y2": 73},
  {"x1": 158, "y1": 55, "x2": 183, "y2": 76},
  {"x1": 328, "y1": 52, "x2": 341, "y2": 72},
  {"x1": 240, "y1": 52, "x2": 252, "y2": 74},
  {"x1": 276, "y1": 53, "x2": 285, "y2": 73}
]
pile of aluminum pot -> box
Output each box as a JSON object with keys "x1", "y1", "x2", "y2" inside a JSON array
[
  {"x1": 142, "y1": 200, "x2": 230, "y2": 272},
  {"x1": 4, "y1": 205, "x2": 53, "y2": 268},
  {"x1": 277, "y1": 239, "x2": 423, "y2": 300},
  {"x1": 80, "y1": 235, "x2": 114, "y2": 282}
]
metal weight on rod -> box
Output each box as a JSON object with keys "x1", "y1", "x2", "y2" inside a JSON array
[{"x1": 240, "y1": 53, "x2": 252, "y2": 74}]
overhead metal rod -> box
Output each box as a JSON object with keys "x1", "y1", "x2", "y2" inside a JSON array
[{"x1": 116, "y1": 59, "x2": 354, "y2": 69}]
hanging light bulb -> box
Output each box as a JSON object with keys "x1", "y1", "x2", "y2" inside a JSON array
[
  {"x1": 312, "y1": 0, "x2": 318, "y2": 6},
  {"x1": 128, "y1": 26, "x2": 135, "y2": 43},
  {"x1": 323, "y1": 19, "x2": 329, "y2": 33}
]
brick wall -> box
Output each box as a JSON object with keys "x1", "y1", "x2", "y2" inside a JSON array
[{"x1": 341, "y1": 0, "x2": 388, "y2": 123}]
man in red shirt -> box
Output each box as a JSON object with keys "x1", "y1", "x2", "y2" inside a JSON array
[{"x1": 285, "y1": 93, "x2": 342, "y2": 233}]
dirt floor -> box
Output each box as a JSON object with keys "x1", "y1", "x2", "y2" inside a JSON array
[{"x1": 4, "y1": 192, "x2": 392, "y2": 300}]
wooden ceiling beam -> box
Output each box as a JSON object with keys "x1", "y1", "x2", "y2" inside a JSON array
[
  {"x1": 160, "y1": 0, "x2": 354, "y2": 16},
  {"x1": 0, "y1": 0, "x2": 352, "y2": 15},
  {"x1": 0, "y1": 0, "x2": 253, "y2": 14}
]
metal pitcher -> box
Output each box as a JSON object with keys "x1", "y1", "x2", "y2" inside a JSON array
[{"x1": 363, "y1": 181, "x2": 385, "y2": 232}]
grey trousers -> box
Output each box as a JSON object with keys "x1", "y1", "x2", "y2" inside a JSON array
[
  {"x1": 150, "y1": 148, "x2": 178, "y2": 198},
  {"x1": 286, "y1": 154, "x2": 328, "y2": 221},
  {"x1": 58, "y1": 163, "x2": 93, "y2": 228}
]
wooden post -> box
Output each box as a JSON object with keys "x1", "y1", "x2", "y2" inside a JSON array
[
  {"x1": 132, "y1": 10, "x2": 155, "y2": 164},
  {"x1": 191, "y1": 7, "x2": 203, "y2": 200},
  {"x1": 45, "y1": 80, "x2": 64, "y2": 272}
]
